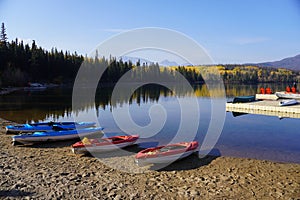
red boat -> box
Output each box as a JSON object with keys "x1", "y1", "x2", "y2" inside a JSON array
[
  {"x1": 72, "y1": 135, "x2": 139, "y2": 154},
  {"x1": 135, "y1": 141, "x2": 198, "y2": 166}
]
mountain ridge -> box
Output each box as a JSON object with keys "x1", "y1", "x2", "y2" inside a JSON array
[
  {"x1": 120, "y1": 54, "x2": 300, "y2": 70},
  {"x1": 250, "y1": 54, "x2": 300, "y2": 71}
]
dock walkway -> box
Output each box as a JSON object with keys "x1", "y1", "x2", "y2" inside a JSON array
[{"x1": 226, "y1": 99, "x2": 300, "y2": 119}]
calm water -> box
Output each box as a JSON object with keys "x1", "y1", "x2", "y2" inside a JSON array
[{"x1": 1, "y1": 83, "x2": 299, "y2": 163}]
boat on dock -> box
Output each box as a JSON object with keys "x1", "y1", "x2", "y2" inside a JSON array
[
  {"x1": 279, "y1": 99, "x2": 298, "y2": 106},
  {"x1": 12, "y1": 127, "x2": 104, "y2": 145},
  {"x1": 135, "y1": 141, "x2": 198, "y2": 166},
  {"x1": 232, "y1": 95, "x2": 256, "y2": 103},
  {"x1": 71, "y1": 135, "x2": 139, "y2": 154},
  {"x1": 275, "y1": 91, "x2": 300, "y2": 99},
  {"x1": 24, "y1": 83, "x2": 47, "y2": 91},
  {"x1": 6, "y1": 121, "x2": 96, "y2": 134}
]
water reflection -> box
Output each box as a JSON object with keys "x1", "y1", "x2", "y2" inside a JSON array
[
  {"x1": 0, "y1": 83, "x2": 287, "y2": 123},
  {"x1": 1, "y1": 83, "x2": 299, "y2": 164},
  {"x1": 0, "y1": 88, "x2": 73, "y2": 123}
]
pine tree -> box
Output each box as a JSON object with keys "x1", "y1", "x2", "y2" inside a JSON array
[{"x1": 0, "y1": 22, "x2": 8, "y2": 44}]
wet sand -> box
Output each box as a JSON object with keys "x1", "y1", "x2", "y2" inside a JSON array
[{"x1": 0, "y1": 118, "x2": 299, "y2": 199}]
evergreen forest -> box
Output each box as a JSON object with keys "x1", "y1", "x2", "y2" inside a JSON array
[{"x1": 0, "y1": 23, "x2": 299, "y2": 87}]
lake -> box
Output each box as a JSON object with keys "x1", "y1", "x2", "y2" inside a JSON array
[{"x1": 1, "y1": 83, "x2": 299, "y2": 164}]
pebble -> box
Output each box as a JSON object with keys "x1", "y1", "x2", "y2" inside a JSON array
[{"x1": 189, "y1": 189, "x2": 200, "y2": 196}]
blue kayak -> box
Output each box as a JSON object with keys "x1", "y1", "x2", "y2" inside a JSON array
[
  {"x1": 12, "y1": 127, "x2": 104, "y2": 145},
  {"x1": 6, "y1": 121, "x2": 96, "y2": 134}
]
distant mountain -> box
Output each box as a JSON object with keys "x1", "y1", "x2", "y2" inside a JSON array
[
  {"x1": 118, "y1": 56, "x2": 194, "y2": 67},
  {"x1": 254, "y1": 54, "x2": 300, "y2": 71},
  {"x1": 120, "y1": 54, "x2": 300, "y2": 70},
  {"x1": 159, "y1": 59, "x2": 179, "y2": 66},
  {"x1": 181, "y1": 62, "x2": 193, "y2": 66},
  {"x1": 119, "y1": 56, "x2": 154, "y2": 66}
]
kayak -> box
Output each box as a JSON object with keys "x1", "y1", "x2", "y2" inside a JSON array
[
  {"x1": 275, "y1": 91, "x2": 300, "y2": 99},
  {"x1": 12, "y1": 127, "x2": 104, "y2": 145},
  {"x1": 279, "y1": 99, "x2": 298, "y2": 106},
  {"x1": 6, "y1": 121, "x2": 96, "y2": 134},
  {"x1": 72, "y1": 135, "x2": 139, "y2": 154},
  {"x1": 232, "y1": 95, "x2": 256, "y2": 103},
  {"x1": 135, "y1": 141, "x2": 199, "y2": 166}
]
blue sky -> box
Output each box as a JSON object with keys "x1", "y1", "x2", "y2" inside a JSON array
[{"x1": 0, "y1": 0, "x2": 300, "y2": 64}]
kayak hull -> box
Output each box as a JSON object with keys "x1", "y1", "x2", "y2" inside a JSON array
[
  {"x1": 279, "y1": 99, "x2": 298, "y2": 106},
  {"x1": 72, "y1": 135, "x2": 139, "y2": 154},
  {"x1": 135, "y1": 150, "x2": 195, "y2": 166},
  {"x1": 12, "y1": 127, "x2": 104, "y2": 145},
  {"x1": 135, "y1": 141, "x2": 198, "y2": 166},
  {"x1": 275, "y1": 92, "x2": 300, "y2": 99}
]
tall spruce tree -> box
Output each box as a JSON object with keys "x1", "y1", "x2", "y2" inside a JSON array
[{"x1": 0, "y1": 22, "x2": 8, "y2": 44}]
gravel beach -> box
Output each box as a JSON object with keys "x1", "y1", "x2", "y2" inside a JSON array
[{"x1": 0, "y1": 118, "x2": 299, "y2": 199}]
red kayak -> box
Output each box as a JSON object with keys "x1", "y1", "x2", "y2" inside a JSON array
[
  {"x1": 72, "y1": 135, "x2": 139, "y2": 154},
  {"x1": 135, "y1": 141, "x2": 198, "y2": 166}
]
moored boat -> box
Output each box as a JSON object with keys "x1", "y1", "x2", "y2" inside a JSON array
[
  {"x1": 135, "y1": 141, "x2": 198, "y2": 166},
  {"x1": 72, "y1": 135, "x2": 139, "y2": 154},
  {"x1": 275, "y1": 91, "x2": 300, "y2": 99},
  {"x1": 24, "y1": 83, "x2": 47, "y2": 91},
  {"x1": 6, "y1": 121, "x2": 96, "y2": 134},
  {"x1": 279, "y1": 99, "x2": 298, "y2": 106},
  {"x1": 232, "y1": 95, "x2": 256, "y2": 103},
  {"x1": 12, "y1": 127, "x2": 104, "y2": 145}
]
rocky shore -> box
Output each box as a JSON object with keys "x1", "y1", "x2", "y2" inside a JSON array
[
  {"x1": 0, "y1": 118, "x2": 299, "y2": 199},
  {"x1": 0, "y1": 88, "x2": 23, "y2": 95}
]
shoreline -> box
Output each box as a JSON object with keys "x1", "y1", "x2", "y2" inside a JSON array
[
  {"x1": 0, "y1": 84, "x2": 62, "y2": 96},
  {"x1": 0, "y1": 87, "x2": 24, "y2": 95},
  {"x1": 0, "y1": 118, "x2": 299, "y2": 199}
]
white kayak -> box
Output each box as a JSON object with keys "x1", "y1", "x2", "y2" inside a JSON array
[
  {"x1": 275, "y1": 92, "x2": 300, "y2": 99},
  {"x1": 279, "y1": 99, "x2": 298, "y2": 106}
]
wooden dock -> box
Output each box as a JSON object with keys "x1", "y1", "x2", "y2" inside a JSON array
[{"x1": 226, "y1": 99, "x2": 300, "y2": 119}]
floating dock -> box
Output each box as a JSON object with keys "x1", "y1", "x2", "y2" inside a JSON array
[{"x1": 226, "y1": 98, "x2": 300, "y2": 119}]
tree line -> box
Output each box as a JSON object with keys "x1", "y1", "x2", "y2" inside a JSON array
[
  {"x1": 1, "y1": 22, "x2": 299, "y2": 87},
  {"x1": 0, "y1": 23, "x2": 84, "y2": 86},
  {"x1": 172, "y1": 65, "x2": 299, "y2": 84},
  {"x1": 0, "y1": 23, "x2": 138, "y2": 87}
]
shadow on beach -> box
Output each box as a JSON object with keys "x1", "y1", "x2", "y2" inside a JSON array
[
  {"x1": 16, "y1": 139, "x2": 79, "y2": 148},
  {"x1": 152, "y1": 148, "x2": 221, "y2": 171},
  {"x1": 151, "y1": 154, "x2": 219, "y2": 171},
  {"x1": 12, "y1": 137, "x2": 221, "y2": 172},
  {"x1": 81, "y1": 142, "x2": 159, "y2": 159},
  {"x1": 0, "y1": 190, "x2": 34, "y2": 198}
]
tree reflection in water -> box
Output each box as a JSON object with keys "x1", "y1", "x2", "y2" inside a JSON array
[{"x1": 0, "y1": 83, "x2": 286, "y2": 123}]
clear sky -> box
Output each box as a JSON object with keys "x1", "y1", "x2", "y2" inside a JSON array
[{"x1": 0, "y1": 0, "x2": 300, "y2": 64}]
